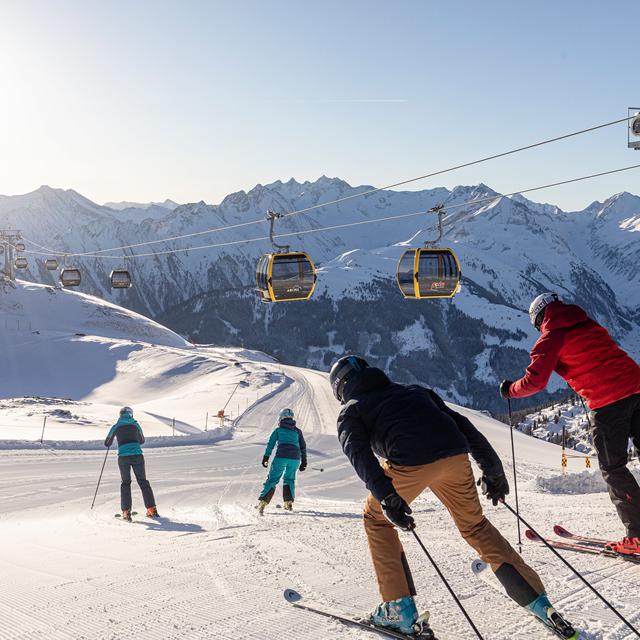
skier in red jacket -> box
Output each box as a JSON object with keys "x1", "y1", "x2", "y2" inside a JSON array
[{"x1": 500, "y1": 293, "x2": 640, "y2": 554}]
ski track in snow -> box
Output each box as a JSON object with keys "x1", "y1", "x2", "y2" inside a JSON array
[{"x1": 0, "y1": 365, "x2": 639, "y2": 639}]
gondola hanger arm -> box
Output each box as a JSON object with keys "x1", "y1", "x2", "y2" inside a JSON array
[
  {"x1": 424, "y1": 205, "x2": 445, "y2": 247},
  {"x1": 266, "y1": 210, "x2": 290, "y2": 253}
]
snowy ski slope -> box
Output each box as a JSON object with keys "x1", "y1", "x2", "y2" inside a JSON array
[{"x1": 0, "y1": 283, "x2": 637, "y2": 639}]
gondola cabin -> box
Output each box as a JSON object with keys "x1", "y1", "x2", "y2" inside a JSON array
[
  {"x1": 60, "y1": 268, "x2": 81, "y2": 287},
  {"x1": 15, "y1": 242, "x2": 25, "y2": 252},
  {"x1": 14, "y1": 257, "x2": 28, "y2": 269},
  {"x1": 45, "y1": 258, "x2": 59, "y2": 270},
  {"x1": 256, "y1": 252, "x2": 316, "y2": 302},
  {"x1": 397, "y1": 248, "x2": 461, "y2": 299},
  {"x1": 110, "y1": 269, "x2": 132, "y2": 289}
]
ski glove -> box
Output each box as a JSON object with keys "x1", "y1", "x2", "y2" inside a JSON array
[
  {"x1": 299, "y1": 459, "x2": 307, "y2": 472},
  {"x1": 499, "y1": 380, "x2": 513, "y2": 399},
  {"x1": 381, "y1": 493, "x2": 415, "y2": 531},
  {"x1": 261, "y1": 456, "x2": 269, "y2": 468},
  {"x1": 478, "y1": 473, "x2": 509, "y2": 506}
]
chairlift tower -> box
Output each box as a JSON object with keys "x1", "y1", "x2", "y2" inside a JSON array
[
  {"x1": 628, "y1": 108, "x2": 640, "y2": 150},
  {"x1": 0, "y1": 230, "x2": 23, "y2": 281}
]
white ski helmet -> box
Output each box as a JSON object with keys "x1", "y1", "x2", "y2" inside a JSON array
[
  {"x1": 529, "y1": 293, "x2": 559, "y2": 330},
  {"x1": 120, "y1": 406, "x2": 134, "y2": 417}
]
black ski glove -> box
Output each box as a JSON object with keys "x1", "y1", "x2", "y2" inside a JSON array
[
  {"x1": 478, "y1": 474, "x2": 509, "y2": 506},
  {"x1": 381, "y1": 493, "x2": 415, "y2": 531},
  {"x1": 499, "y1": 380, "x2": 513, "y2": 399},
  {"x1": 261, "y1": 456, "x2": 269, "y2": 468},
  {"x1": 299, "y1": 459, "x2": 307, "y2": 472}
]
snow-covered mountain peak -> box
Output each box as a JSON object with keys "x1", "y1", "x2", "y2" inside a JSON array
[
  {"x1": 104, "y1": 198, "x2": 179, "y2": 211},
  {"x1": 593, "y1": 191, "x2": 640, "y2": 221},
  {"x1": 511, "y1": 193, "x2": 564, "y2": 217}
]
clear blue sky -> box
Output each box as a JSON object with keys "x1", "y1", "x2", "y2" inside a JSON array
[{"x1": 0, "y1": 0, "x2": 637, "y2": 209}]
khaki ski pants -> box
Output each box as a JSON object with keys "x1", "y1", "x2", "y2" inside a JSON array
[{"x1": 364, "y1": 453, "x2": 544, "y2": 602}]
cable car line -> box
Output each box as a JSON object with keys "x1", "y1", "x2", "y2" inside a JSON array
[
  {"x1": 18, "y1": 114, "x2": 636, "y2": 260},
  {"x1": 14, "y1": 162, "x2": 639, "y2": 262}
]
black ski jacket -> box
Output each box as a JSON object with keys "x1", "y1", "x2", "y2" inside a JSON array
[{"x1": 337, "y1": 368, "x2": 504, "y2": 501}]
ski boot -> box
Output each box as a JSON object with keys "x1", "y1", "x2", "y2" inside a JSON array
[
  {"x1": 146, "y1": 506, "x2": 159, "y2": 518},
  {"x1": 528, "y1": 593, "x2": 578, "y2": 639},
  {"x1": 257, "y1": 500, "x2": 268, "y2": 515},
  {"x1": 604, "y1": 536, "x2": 640, "y2": 555},
  {"x1": 369, "y1": 595, "x2": 419, "y2": 636},
  {"x1": 121, "y1": 509, "x2": 132, "y2": 522},
  {"x1": 283, "y1": 500, "x2": 293, "y2": 511}
]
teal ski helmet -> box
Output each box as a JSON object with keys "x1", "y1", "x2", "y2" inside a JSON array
[{"x1": 279, "y1": 408, "x2": 294, "y2": 420}]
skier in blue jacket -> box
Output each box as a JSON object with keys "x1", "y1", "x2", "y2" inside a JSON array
[
  {"x1": 257, "y1": 408, "x2": 307, "y2": 514},
  {"x1": 105, "y1": 406, "x2": 158, "y2": 521}
]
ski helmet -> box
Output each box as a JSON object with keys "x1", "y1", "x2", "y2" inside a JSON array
[
  {"x1": 120, "y1": 406, "x2": 134, "y2": 417},
  {"x1": 529, "y1": 292, "x2": 559, "y2": 330},
  {"x1": 279, "y1": 408, "x2": 294, "y2": 420},
  {"x1": 329, "y1": 355, "x2": 369, "y2": 403}
]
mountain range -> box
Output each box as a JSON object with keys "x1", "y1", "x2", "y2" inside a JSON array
[{"x1": 1, "y1": 178, "x2": 638, "y2": 413}]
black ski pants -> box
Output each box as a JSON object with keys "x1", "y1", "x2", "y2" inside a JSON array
[
  {"x1": 592, "y1": 393, "x2": 640, "y2": 537},
  {"x1": 118, "y1": 454, "x2": 156, "y2": 511}
]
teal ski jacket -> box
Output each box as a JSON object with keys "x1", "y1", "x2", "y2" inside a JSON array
[
  {"x1": 264, "y1": 418, "x2": 307, "y2": 461},
  {"x1": 105, "y1": 416, "x2": 145, "y2": 457}
]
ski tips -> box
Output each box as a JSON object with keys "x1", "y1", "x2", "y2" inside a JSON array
[
  {"x1": 525, "y1": 528, "x2": 540, "y2": 541},
  {"x1": 284, "y1": 588, "x2": 302, "y2": 603},
  {"x1": 553, "y1": 524, "x2": 571, "y2": 537}
]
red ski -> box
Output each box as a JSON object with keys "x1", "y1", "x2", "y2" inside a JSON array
[
  {"x1": 553, "y1": 525, "x2": 612, "y2": 548},
  {"x1": 525, "y1": 529, "x2": 640, "y2": 564}
]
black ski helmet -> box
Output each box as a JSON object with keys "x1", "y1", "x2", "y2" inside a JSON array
[{"x1": 329, "y1": 355, "x2": 369, "y2": 403}]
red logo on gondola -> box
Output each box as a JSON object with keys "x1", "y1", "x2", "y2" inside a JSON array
[{"x1": 430, "y1": 281, "x2": 446, "y2": 290}]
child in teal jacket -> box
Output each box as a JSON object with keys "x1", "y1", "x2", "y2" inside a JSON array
[{"x1": 258, "y1": 408, "x2": 307, "y2": 514}]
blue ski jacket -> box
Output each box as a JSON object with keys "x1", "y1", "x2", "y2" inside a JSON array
[
  {"x1": 264, "y1": 418, "x2": 307, "y2": 462},
  {"x1": 105, "y1": 416, "x2": 145, "y2": 457}
]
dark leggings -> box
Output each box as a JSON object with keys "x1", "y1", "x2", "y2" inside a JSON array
[
  {"x1": 592, "y1": 393, "x2": 640, "y2": 537},
  {"x1": 118, "y1": 454, "x2": 156, "y2": 511}
]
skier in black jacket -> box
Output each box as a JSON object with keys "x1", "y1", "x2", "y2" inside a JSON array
[{"x1": 330, "y1": 356, "x2": 578, "y2": 638}]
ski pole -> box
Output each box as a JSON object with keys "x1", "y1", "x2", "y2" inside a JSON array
[
  {"x1": 90, "y1": 446, "x2": 110, "y2": 510},
  {"x1": 311, "y1": 466, "x2": 324, "y2": 472},
  {"x1": 506, "y1": 397, "x2": 522, "y2": 552},
  {"x1": 411, "y1": 529, "x2": 485, "y2": 640},
  {"x1": 578, "y1": 396, "x2": 593, "y2": 429},
  {"x1": 501, "y1": 501, "x2": 640, "y2": 637}
]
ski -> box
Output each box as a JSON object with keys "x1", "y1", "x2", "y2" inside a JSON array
[
  {"x1": 471, "y1": 559, "x2": 587, "y2": 639},
  {"x1": 554, "y1": 525, "x2": 620, "y2": 548},
  {"x1": 283, "y1": 589, "x2": 437, "y2": 639},
  {"x1": 526, "y1": 529, "x2": 640, "y2": 564},
  {"x1": 115, "y1": 511, "x2": 138, "y2": 521}
]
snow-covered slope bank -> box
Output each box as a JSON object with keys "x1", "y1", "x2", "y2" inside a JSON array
[{"x1": 0, "y1": 280, "x2": 280, "y2": 443}]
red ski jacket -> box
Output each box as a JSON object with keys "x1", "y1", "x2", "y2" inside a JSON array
[{"x1": 509, "y1": 302, "x2": 640, "y2": 410}]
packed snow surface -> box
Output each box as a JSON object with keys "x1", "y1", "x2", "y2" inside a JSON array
[{"x1": 0, "y1": 283, "x2": 637, "y2": 639}]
